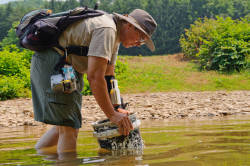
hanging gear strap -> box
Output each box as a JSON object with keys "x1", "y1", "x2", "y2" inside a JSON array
[
  {"x1": 65, "y1": 45, "x2": 89, "y2": 56},
  {"x1": 105, "y1": 75, "x2": 129, "y2": 110},
  {"x1": 54, "y1": 45, "x2": 89, "y2": 72}
]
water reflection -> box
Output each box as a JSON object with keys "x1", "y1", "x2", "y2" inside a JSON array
[
  {"x1": 36, "y1": 149, "x2": 143, "y2": 166},
  {"x1": 37, "y1": 152, "x2": 104, "y2": 166},
  {"x1": 0, "y1": 116, "x2": 250, "y2": 166}
]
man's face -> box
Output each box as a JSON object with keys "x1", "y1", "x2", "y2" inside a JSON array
[{"x1": 120, "y1": 23, "x2": 148, "y2": 48}]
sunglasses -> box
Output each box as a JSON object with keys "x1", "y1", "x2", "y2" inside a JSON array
[{"x1": 134, "y1": 27, "x2": 147, "y2": 46}]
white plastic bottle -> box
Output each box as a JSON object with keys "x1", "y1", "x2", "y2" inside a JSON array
[{"x1": 110, "y1": 79, "x2": 122, "y2": 105}]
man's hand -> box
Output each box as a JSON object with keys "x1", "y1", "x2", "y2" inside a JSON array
[
  {"x1": 109, "y1": 111, "x2": 133, "y2": 136},
  {"x1": 116, "y1": 108, "x2": 129, "y2": 115}
]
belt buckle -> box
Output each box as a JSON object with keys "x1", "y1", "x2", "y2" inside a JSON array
[{"x1": 64, "y1": 48, "x2": 68, "y2": 59}]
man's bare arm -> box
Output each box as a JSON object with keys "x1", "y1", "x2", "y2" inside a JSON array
[
  {"x1": 87, "y1": 56, "x2": 133, "y2": 135},
  {"x1": 105, "y1": 64, "x2": 115, "y2": 76}
]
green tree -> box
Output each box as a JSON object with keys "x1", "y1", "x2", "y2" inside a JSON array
[
  {"x1": 0, "y1": 0, "x2": 249, "y2": 55},
  {"x1": 51, "y1": 0, "x2": 55, "y2": 11},
  {"x1": 0, "y1": 22, "x2": 19, "y2": 49},
  {"x1": 0, "y1": 3, "x2": 13, "y2": 40},
  {"x1": 0, "y1": 0, "x2": 45, "y2": 41},
  {"x1": 232, "y1": 0, "x2": 250, "y2": 19}
]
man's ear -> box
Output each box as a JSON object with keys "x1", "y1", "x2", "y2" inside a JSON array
[
  {"x1": 122, "y1": 21, "x2": 131, "y2": 29},
  {"x1": 127, "y1": 23, "x2": 133, "y2": 29}
]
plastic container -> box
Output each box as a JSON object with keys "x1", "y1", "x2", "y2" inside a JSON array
[{"x1": 92, "y1": 113, "x2": 144, "y2": 151}]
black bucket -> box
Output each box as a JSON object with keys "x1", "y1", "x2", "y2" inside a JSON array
[{"x1": 92, "y1": 114, "x2": 144, "y2": 151}]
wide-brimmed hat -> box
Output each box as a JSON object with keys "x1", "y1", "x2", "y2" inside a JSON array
[{"x1": 114, "y1": 9, "x2": 157, "y2": 51}]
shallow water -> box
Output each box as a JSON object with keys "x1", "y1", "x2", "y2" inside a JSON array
[{"x1": 0, "y1": 116, "x2": 250, "y2": 166}]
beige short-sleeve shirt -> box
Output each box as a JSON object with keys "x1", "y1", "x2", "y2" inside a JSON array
[{"x1": 56, "y1": 14, "x2": 120, "y2": 73}]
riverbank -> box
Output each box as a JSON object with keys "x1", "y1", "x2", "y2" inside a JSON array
[{"x1": 0, "y1": 91, "x2": 249, "y2": 127}]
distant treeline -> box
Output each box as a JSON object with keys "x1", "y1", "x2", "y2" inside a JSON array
[{"x1": 0, "y1": 0, "x2": 249, "y2": 55}]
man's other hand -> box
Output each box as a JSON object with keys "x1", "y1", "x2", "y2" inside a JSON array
[{"x1": 109, "y1": 111, "x2": 133, "y2": 136}]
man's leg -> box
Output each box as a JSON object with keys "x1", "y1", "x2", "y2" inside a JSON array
[
  {"x1": 35, "y1": 126, "x2": 59, "y2": 158},
  {"x1": 57, "y1": 126, "x2": 79, "y2": 160},
  {"x1": 35, "y1": 126, "x2": 59, "y2": 149}
]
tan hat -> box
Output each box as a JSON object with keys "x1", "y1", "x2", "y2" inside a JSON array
[{"x1": 114, "y1": 9, "x2": 157, "y2": 51}]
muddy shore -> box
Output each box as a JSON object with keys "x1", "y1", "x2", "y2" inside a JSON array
[{"x1": 0, "y1": 91, "x2": 249, "y2": 128}]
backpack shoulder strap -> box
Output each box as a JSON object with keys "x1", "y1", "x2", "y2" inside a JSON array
[
  {"x1": 53, "y1": 7, "x2": 105, "y2": 56},
  {"x1": 54, "y1": 7, "x2": 105, "y2": 33}
]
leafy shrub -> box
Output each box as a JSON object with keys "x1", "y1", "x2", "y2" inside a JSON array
[
  {"x1": 82, "y1": 75, "x2": 92, "y2": 96},
  {"x1": 180, "y1": 16, "x2": 250, "y2": 72},
  {"x1": 115, "y1": 57, "x2": 129, "y2": 75},
  {"x1": 0, "y1": 45, "x2": 32, "y2": 100},
  {"x1": 0, "y1": 75, "x2": 30, "y2": 100},
  {"x1": 0, "y1": 45, "x2": 32, "y2": 86}
]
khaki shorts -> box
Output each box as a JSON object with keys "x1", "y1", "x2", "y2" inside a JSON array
[{"x1": 30, "y1": 49, "x2": 83, "y2": 128}]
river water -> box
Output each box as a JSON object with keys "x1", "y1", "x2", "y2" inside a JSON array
[{"x1": 0, "y1": 116, "x2": 250, "y2": 166}]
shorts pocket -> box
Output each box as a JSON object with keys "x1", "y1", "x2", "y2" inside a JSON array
[{"x1": 44, "y1": 90, "x2": 75, "y2": 125}]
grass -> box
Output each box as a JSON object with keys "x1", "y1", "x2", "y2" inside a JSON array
[{"x1": 116, "y1": 54, "x2": 250, "y2": 94}]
